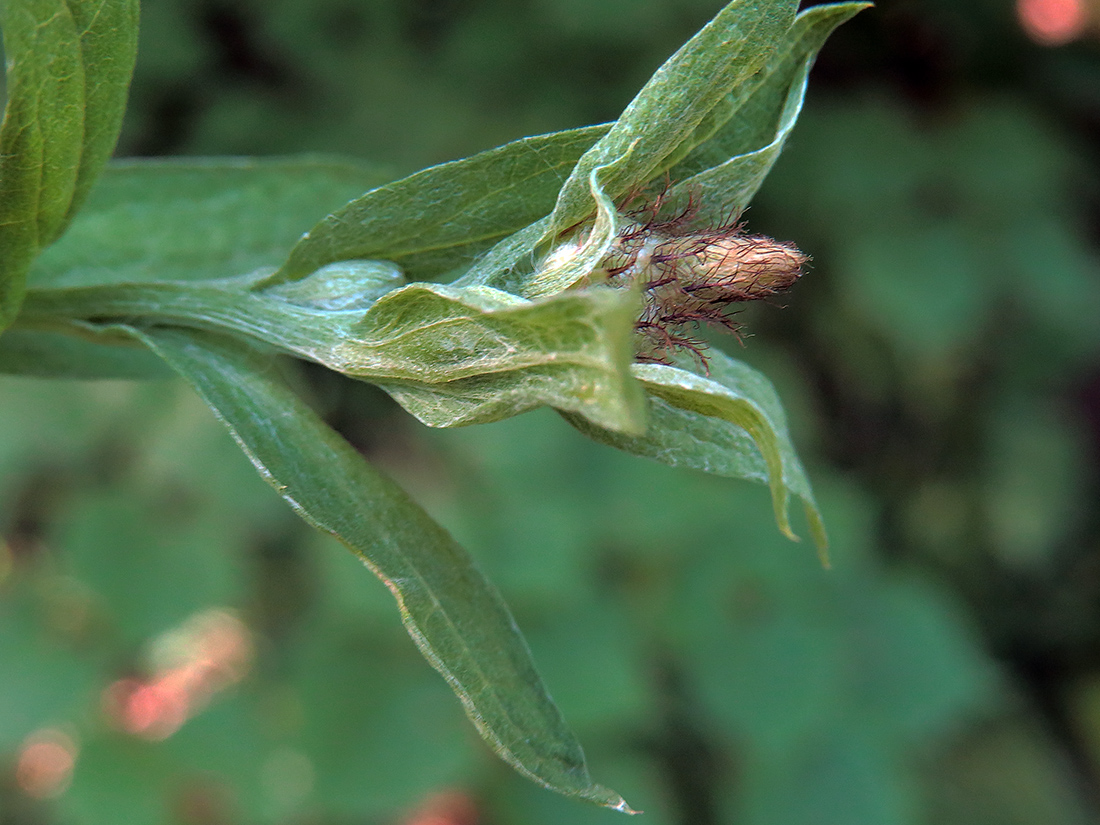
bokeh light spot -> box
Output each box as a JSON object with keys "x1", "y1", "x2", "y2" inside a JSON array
[
  {"x1": 102, "y1": 609, "x2": 254, "y2": 740},
  {"x1": 1018, "y1": 0, "x2": 1088, "y2": 44},
  {"x1": 16, "y1": 729, "x2": 78, "y2": 799},
  {"x1": 403, "y1": 791, "x2": 480, "y2": 825}
]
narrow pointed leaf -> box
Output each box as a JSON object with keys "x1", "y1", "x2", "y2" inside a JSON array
[
  {"x1": 118, "y1": 325, "x2": 635, "y2": 812},
  {"x1": 665, "y1": 58, "x2": 812, "y2": 229},
  {"x1": 547, "y1": 0, "x2": 797, "y2": 237},
  {"x1": 564, "y1": 351, "x2": 826, "y2": 555},
  {"x1": 664, "y1": 2, "x2": 871, "y2": 224},
  {"x1": 495, "y1": 0, "x2": 849, "y2": 300},
  {"x1": 670, "y1": 2, "x2": 871, "y2": 181},
  {"x1": 269, "y1": 126, "x2": 608, "y2": 286}
]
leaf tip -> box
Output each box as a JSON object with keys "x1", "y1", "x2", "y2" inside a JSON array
[
  {"x1": 803, "y1": 499, "x2": 830, "y2": 567},
  {"x1": 595, "y1": 788, "x2": 641, "y2": 815}
]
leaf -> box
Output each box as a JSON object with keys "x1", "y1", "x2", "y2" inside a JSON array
[
  {"x1": 547, "y1": 0, "x2": 798, "y2": 237},
  {"x1": 670, "y1": 2, "x2": 871, "y2": 180},
  {"x1": 666, "y1": 2, "x2": 872, "y2": 226},
  {"x1": 482, "y1": 1, "x2": 863, "y2": 301},
  {"x1": 343, "y1": 283, "x2": 645, "y2": 432},
  {"x1": 518, "y1": 155, "x2": 632, "y2": 299},
  {"x1": 117, "y1": 324, "x2": 636, "y2": 812},
  {"x1": 19, "y1": 271, "x2": 646, "y2": 433},
  {"x1": 0, "y1": 0, "x2": 84, "y2": 327},
  {"x1": 563, "y1": 350, "x2": 826, "y2": 556},
  {"x1": 0, "y1": 0, "x2": 139, "y2": 329},
  {"x1": 269, "y1": 126, "x2": 609, "y2": 286},
  {"x1": 667, "y1": 58, "x2": 811, "y2": 230},
  {"x1": 450, "y1": 217, "x2": 555, "y2": 295},
  {"x1": 29, "y1": 156, "x2": 394, "y2": 288},
  {"x1": 61, "y1": 0, "x2": 141, "y2": 228}
]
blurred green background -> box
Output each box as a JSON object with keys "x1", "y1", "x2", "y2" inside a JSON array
[{"x1": 3, "y1": 0, "x2": 1100, "y2": 823}]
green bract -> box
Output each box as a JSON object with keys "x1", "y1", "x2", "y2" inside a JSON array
[{"x1": 0, "y1": 0, "x2": 868, "y2": 809}]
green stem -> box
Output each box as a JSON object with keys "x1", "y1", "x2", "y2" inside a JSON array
[{"x1": 18, "y1": 281, "x2": 348, "y2": 359}]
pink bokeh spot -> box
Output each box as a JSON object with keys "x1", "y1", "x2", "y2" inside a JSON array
[
  {"x1": 102, "y1": 610, "x2": 254, "y2": 741},
  {"x1": 402, "y1": 791, "x2": 480, "y2": 825},
  {"x1": 115, "y1": 678, "x2": 191, "y2": 739},
  {"x1": 16, "y1": 730, "x2": 78, "y2": 799},
  {"x1": 1018, "y1": 0, "x2": 1088, "y2": 44}
]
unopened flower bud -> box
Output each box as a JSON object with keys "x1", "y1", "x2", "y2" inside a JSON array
[
  {"x1": 596, "y1": 209, "x2": 808, "y2": 366},
  {"x1": 664, "y1": 234, "x2": 807, "y2": 300}
]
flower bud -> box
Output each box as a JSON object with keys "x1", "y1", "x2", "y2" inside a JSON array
[
  {"x1": 664, "y1": 233, "x2": 806, "y2": 300},
  {"x1": 599, "y1": 215, "x2": 808, "y2": 366}
]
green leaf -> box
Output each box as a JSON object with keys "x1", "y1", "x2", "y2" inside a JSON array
[
  {"x1": 343, "y1": 283, "x2": 646, "y2": 432},
  {"x1": 670, "y1": 2, "x2": 870, "y2": 180},
  {"x1": 665, "y1": 2, "x2": 871, "y2": 226},
  {"x1": 117, "y1": 325, "x2": 636, "y2": 812},
  {"x1": 19, "y1": 269, "x2": 646, "y2": 431},
  {"x1": 665, "y1": 58, "x2": 811, "y2": 228},
  {"x1": 517, "y1": 157, "x2": 631, "y2": 299},
  {"x1": 563, "y1": 351, "x2": 826, "y2": 555},
  {"x1": 480, "y1": 1, "x2": 864, "y2": 302},
  {"x1": 29, "y1": 156, "x2": 394, "y2": 288},
  {"x1": 0, "y1": 0, "x2": 139, "y2": 330},
  {"x1": 547, "y1": 0, "x2": 797, "y2": 236},
  {"x1": 61, "y1": 0, "x2": 140, "y2": 228},
  {"x1": 0, "y1": 0, "x2": 84, "y2": 327},
  {"x1": 451, "y1": 217, "x2": 555, "y2": 295},
  {"x1": 269, "y1": 125, "x2": 608, "y2": 286}
]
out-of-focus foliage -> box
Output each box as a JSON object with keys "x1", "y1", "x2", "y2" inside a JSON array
[{"x1": 2, "y1": 1, "x2": 1100, "y2": 824}]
